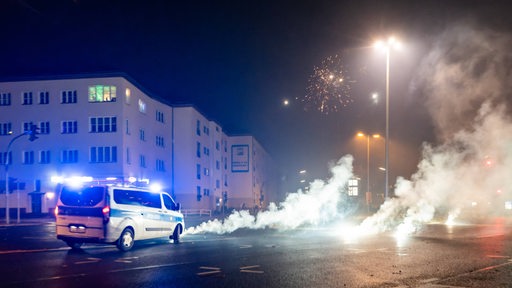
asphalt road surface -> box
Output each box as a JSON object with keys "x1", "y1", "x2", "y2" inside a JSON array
[{"x1": 1, "y1": 216, "x2": 511, "y2": 288}]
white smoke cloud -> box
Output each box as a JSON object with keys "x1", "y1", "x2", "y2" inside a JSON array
[
  {"x1": 187, "y1": 24, "x2": 512, "y2": 237},
  {"x1": 360, "y1": 23, "x2": 512, "y2": 235},
  {"x1": 186, "y1": 155, "x2": 354, "y2": 234}
]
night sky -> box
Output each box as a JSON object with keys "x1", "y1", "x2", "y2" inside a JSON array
[{"x1": 1, "y1": 0, "x2": 511, "y2": 187}]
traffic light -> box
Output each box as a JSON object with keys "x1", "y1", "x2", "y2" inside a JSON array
[{"x1": 28, "y1": 123, "x2": 39, "y2": 142}]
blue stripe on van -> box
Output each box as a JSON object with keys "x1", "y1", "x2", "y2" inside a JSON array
[{"x1": 110, "y1": 208, "x2": 183, "y2": 223}]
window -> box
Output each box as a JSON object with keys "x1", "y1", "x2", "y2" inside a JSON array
[
  {"x1": 139, "y1": 129, "x2": 145, "y2": 141},
  {"x1": 39, "y1": 121, "x2": 50, "y2": 134},
  {"x1": 39, "y1": 150, "x2": 51, "y2": 164},
  {"x1": 61, "y1": 150, "x2": 78, "y2": 163},
  {"x1": 216, "y1": 160, "x2": 220, "y2": 170},
  {"x1": 90, "y1": 146, "x2": 117, "y2": 163},
  {"x1": 114, "y1": 189, "x2": 161, "y2": 209},
  {"x1": 0, "y1": 93, "x2": 11, "y2": 106},
  {"x1": 88, "y1": 85, "x2": 116, "y2": 102},
  {"x1": 196, "y1": 120, "x2": 201, "y2": 136},
  {"x1": 216, "y1": 141, "x2": 220, "y2": 151},
  {"x1": 156, "y1": 136, "x2": 165, "y2": 147},
  {"x1": 156, "y1": 159, "x2": 165, "y2": 172},
  {"x1": 156, "y1": 110, "x2": 165, "y2": 123},
  {"x1": 204, "y1": 168, "x2": 209, "y2": 176},
  {"x1": 125, "y1": 88, "x2": 131, "y2": 104},
  {"x1": 163, "y1": 194, "x2": 178, "y2": 210},
  {"x1": 138, "y1": 99, "x2": 146, "y2": 113},
  {"x1": 61, "y1": 121, "x2": 78, "y2": 134},
  {"x1": 60, "y1": 186, "x2": 104, "y2": 207},
  {"x1": 22, "y1": 92, "x2": 33, "y2": 105},
  {"x1": 90, "y1": 116, "x2": 117, "y2": 133},
  {"x1": 203, "y1": 147, "x2": 210, "y2": 156},
  {"x1": 61, "y1": 90, "x2": 77, "y2": 103},
  {"x1": 196, "y1": 142, "x2": 201, "y2": 157},
  {"x1": 39, "y1": 91, "x2": 49, "y2": 104},
  {"x1": 126, "y1": 148, "x2": 131, "y2": 164},
  {"x1": 139, "y1": 154, "x2": 146, "y2": 168},
  {"x1": 196, "y1": 164, "x2": 201, "y2": 179},
  {"x1": 0, "y1": 152, "x2": 12, "y2": 165},
  {"x1": 203, "y1": 126, "x2": 209, "y2": 135},
  {"x1": 196, "y1": 186, "x2": 201, "y2": 201},
  {"x1": 125, "y1": 119, "x2": 130, "y2": 135},
  {"x1": 203, "y1": 189, "x2": 210, "y2": 196},
  {"x1": 22, "y1": 122, "x2": 31, "y2": 133},
  {"x1": 23, "y1": 151, "x2": 35, "y2": 164},
  {"x1": 216, "y1": 179, "x2": 220, "y2": 189},
  {"x1": 0, "y1": 123, "x2": 12, "y2": 136},
  {"x1": 348, "y1": 179, "x2": 359, "y2": 196}
]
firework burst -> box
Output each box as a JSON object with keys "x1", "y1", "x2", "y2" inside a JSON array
[{"x1": 298, "y1": 55, "x2": 353, "y2": 114}]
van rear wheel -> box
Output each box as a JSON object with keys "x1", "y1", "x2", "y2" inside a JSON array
[
  {"x1": 117, "y1": 228, "x2": 134, "y2": 251},
  {"x1": 66, "y1": 241, "x2": 83, "y2": 250}
]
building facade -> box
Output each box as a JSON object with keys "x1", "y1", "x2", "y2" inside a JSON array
[{"x1": 0, "y1": 74, "x2": 277, "y2": 217}]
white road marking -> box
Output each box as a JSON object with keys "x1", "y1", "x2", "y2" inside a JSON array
[
  {"x1": 240, "y1": 265, "x2": 264, "y2": 274},
  {"x1": 197, "y1": 266, "x2": 222, "y2": 276}
]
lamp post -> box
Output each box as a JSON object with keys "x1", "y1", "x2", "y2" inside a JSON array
[
  {"x1": 374, "y1": 37, "x2": 401, "y2": 200},
  {"x1": 357, "y1": 132, "x2": 380, "y2": 212}
]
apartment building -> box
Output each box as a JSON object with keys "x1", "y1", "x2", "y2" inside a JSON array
[{"x1": 0, "y1": 74, "x2": 277, "y2": 217}]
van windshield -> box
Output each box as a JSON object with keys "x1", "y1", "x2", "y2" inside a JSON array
[{"x1": 60, "y1": 186, "x2": 105, "y2": 207}]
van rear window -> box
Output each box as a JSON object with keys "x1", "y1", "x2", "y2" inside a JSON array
[{"x1": 60, "y1": 186, "x2": 105, "y2": 207}]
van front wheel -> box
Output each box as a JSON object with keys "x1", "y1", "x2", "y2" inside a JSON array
[
  {"x1": 172, "y1": 226, "x2": 181, "y2": 244},
  {"x1": 117, "y1": 228, "x2": 134, "y2": 251}
]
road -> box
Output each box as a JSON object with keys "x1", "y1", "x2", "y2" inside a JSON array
[{"x1": 1, "y1": 216, "x2": 511, "y2": 288}]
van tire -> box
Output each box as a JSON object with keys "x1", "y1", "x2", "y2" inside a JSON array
[
  {"x1": 66, "y1": 241, "x2": 83, "y2": 250},
  {"x1": 117, "y1": 228, "x2": 135, "y2": 251},
  {"x1": 172, "y1": 225, "x2": 181, "y2": 244}
]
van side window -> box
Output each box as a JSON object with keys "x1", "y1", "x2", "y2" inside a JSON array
[
  {"x1": 163, "y1": 194, "x2": 177, "y2": 210},
  {"x1": 114, "y1": 189, "x2": 161, "y2": 209}
]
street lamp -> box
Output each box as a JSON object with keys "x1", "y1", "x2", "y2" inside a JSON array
[
  {"x1": 374, "y1": 36, "x2": 402, "y2": 200},
  {"x1": 4, "y1": 123, "x2": 39, "y2": 224},
  {"x1": 357, "y1": 132, "x2": 380, "y2": 212}
]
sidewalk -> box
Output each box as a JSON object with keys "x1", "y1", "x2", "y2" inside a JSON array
[{"x1": 0, "y1": 214, "x2": 55, "y2": 227}]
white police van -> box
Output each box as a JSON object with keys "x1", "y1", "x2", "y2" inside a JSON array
[{"x1": 55, "y1": 184, "x2": 184, "y2": 251}]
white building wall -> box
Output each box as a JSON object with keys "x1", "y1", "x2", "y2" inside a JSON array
[{"x1": 172, "y1": 106, "x2": 213, "y2": 210}]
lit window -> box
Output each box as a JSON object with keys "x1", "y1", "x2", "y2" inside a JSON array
[
  {"x1": 125, "y1": 88, "x2": 131, "y2": 104},
  {"x1": 138, "y1": 99, "x2": 146, "y2": 113},
  {"x1": 88, "y1": 85, "x2": 117, "y2": 102}
]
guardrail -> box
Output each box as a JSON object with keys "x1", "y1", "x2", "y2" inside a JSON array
[{"x1": 181, "y1": 209, "x2": 212, "y2": 217}]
